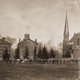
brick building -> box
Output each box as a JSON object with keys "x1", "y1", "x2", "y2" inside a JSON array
[
  {"x1": 70, "y1": 33, "x2": 80, "y2": 59},
  {"x1": 18, "y1": 34, "x2": 39, "y2": 60},
  {"x1": 0, "y1": 37, "x2": 12, "y2": 60}
]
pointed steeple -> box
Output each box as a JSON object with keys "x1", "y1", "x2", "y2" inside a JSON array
[
  {"x1": 63, "y1": 11, "x2": 69, "y2": 57},
  {"x1": 64, "y1": 11, "x2": 69, "y2": 35},
  {"x1": 64, "y1": 11, "x2": 69, "y2": 41}
]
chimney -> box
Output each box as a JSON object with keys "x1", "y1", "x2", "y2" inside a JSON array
[
  {"x1": 24, "y1": 34, "x2": 30, "y2": 40},
  {"x1": 2, "y1": 37, "x2": 5, "y2": 41},
  {"x1": 19, "y1": 38, "x2": 21, "y2": 43},
  {"x1": 35, "y1": 39, "x2": 37, "y2": 43}
]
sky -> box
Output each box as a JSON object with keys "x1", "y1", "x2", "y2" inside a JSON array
[{"x1": 0, "y1": 0, "x2": 80, "y2": 47}]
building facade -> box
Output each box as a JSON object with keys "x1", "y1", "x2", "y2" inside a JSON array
[
  {"x1": 70, "y1": 33, "x2": 80, "y2": 59},
  {"x1": 18, "y1": 34, "x2": 39, "y2": 60},
  {"x1": 63, "y1": 13, "x2": 80, "y2": 59},
  {"x1": 0, "y1": 37, "x2": 12, "y2": 60}
]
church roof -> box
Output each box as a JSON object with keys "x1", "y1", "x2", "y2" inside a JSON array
[
  {"x1": 0, "y1": 39, "x2": 12, "y2": 45},
  {"x1": 70, "y1": 33, "x2": 80, "y2": 42},
  {"x1": 18, "y1": 38, "x2": 38, "y2": 45}
]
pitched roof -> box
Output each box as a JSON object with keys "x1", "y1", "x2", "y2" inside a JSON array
[
  {"x1": 0, "y1": 39, "x2": 12, "y2": 45},
  {"x1": 18, "y1": 39, "x2": 38, "y2": 45},
  {"x1": 70, "y1": 33, "x2": 80, "y2": 42}
]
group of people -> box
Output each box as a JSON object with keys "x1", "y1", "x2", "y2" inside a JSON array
[{"x1": 11, "y1": 58, "x2": 79, "y2": 64}]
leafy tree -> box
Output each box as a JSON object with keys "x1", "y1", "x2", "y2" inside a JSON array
[
  {"x1": 24, "y1": 47, "x2": 29, "y2": 59},
  {"x1": 37, "y1": 47, "x2": 42, "y2": 59},
  {"x1": 3, "y1": 48, "x2": 10, "y2": 61},
  {"x1": 15, "y1": 46, "x2": 20, "y2": 59},
  {"x1": 65, "y1": 51, "x2": 71, "y2": 58},
  {"x1": 49, "y1": 48, "x2": 56, "y2": 58},
  {"x1": 42, "y1": 46, "x2": 49, "y2": 60},
  {"x1": 34, "y1": 47, "x2": 37, "y2": 60}
]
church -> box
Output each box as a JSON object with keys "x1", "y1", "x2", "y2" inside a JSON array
[{"x1": 63, "y1": 13, "x2": 80, "y2": 59}]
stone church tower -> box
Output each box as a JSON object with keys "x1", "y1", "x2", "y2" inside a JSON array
[{"x1": 63, "y1": 13, "x2": 69, "y2": 57}]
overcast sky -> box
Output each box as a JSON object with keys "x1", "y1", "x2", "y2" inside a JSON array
[{"x1": 0, "y1": 0, "x2": 80, "y2": 47}]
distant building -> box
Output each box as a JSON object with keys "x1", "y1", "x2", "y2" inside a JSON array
[
  {"x1": 18, "y1": 34, "x2": 39, "y2": 60},
  {"x1": 63, "y1": 12, "x2": 69, "y2": 57},
  {"x1": 63, "y1": 13, "x2": 80, "y2": 59},
  {"x1": 70, "y1": 33, "x2": 80, "y2": 59},
  {"x1": 0, "y1": 37, "x2": 12, "y2": 60}
]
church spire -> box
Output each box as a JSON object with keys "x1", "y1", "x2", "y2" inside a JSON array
[
  {"x1": 64, "y1": 11, "x2": 69, "y2": 35},
  {"x1": 64, "y1": 11, "x2": 69, "y2": 40},
  {"x1": 63, "y1": 11, "x2": 69, "y2": 57}
]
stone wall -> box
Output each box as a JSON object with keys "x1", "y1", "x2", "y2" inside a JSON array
[{"x1": 18, "y1": 39, "x2": 39, "y2": 60}]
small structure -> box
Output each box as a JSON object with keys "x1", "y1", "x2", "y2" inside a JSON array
[{"x1": 0, "y1": 37, "x2": 12, "y2": 60}]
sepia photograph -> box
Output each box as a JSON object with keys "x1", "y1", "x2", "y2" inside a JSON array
[{"x1": 0, "y1": 0, "x2": 80, "y2": 80}]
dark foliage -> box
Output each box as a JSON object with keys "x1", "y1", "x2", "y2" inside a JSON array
[
  {"x1": 42, "y1": 46, "x2": 49, "y2": 60},
  {"x1": 15, "y1": 46, "x2": 20, "y2": 59},
  {"x1": 37, "y1": 47, "x2": 42, "y2": 59},
  {"x1": 34, "y1": 47, "x2": 37, "y2": 60},
  {"x1": 64, "y1": 51, "x2": 71, "y2": 58},
  {"x1": 24, "y1": 46, "x2": 29, "y2": 59},
  {"x1": 49, "y1": 48, "x2": 56, "y2": 58},
  {"x1": 3, "y1": 48, "x2": 10, "y2": 61}
]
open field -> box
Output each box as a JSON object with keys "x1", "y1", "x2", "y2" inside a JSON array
[{"x1": 0, "y1": 62, "x2": 79, "y2": 80}]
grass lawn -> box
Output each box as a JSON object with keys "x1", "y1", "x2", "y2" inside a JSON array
[{"x1": 0, "y1": 62, "x2": 79, "y2": 80}]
